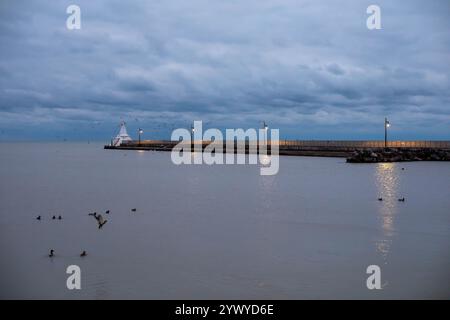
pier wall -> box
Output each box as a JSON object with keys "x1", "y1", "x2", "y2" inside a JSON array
[{"x1": 104, "y1": 139, "x2": 450, "y2": 158}]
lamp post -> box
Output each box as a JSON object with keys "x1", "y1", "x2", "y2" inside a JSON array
[
  {"x1": 262, "y1": 121, "x2": 268, "y2": 144},
  {"x1": 138, "y1": 128, "x2": 143, "y2": 144},
  {"x1": 384, "y1": 118, "x2": 390, "y2": 148},
  {"x1": 191, "y1": 124, "x2": 195, "y2": 151}
]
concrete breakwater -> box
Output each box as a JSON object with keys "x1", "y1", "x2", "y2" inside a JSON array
[
  {"x1": 104, "y1": 139, "x2": 450, "y2": 161},
  {"x1": 104, "y1": 141, "x2": 350, "y2": 157}
]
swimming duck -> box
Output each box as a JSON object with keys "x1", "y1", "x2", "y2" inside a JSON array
[
  {"x1": 36, "y1": 216, "x2": 41, "y2": 220},
  {"x1": 52, "y1": 215, "x2": 56, "y2": 220},
  {"x1": 58, "y1": 215, "x2": 62, "y2": 220},
  {"x1": 80, "y1": 251, "x2": 87, "y2": 257},
  {"x1": 398, "y1": 197, "x2": 405, "y2": 202},
  {"x1": 49, "y1": 249, "x2": 54, "y2": 257},
  {"x1": 105, "y1": 210, "x2": 110, "y2": 214},
  {"x1": 377, "y1": 198, "x2": 383, "y2": 201},
  {"x1": 131, "y1": 208, "x2": 137, "y2": 212}
]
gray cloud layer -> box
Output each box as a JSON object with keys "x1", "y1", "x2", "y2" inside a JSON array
[{"x1": 0, "y1": 0, "x2": 449, "y2": 140}]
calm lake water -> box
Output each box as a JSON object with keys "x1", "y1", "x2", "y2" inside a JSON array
[{"x1": 0, "y1": 142, "x2": 449, "y2": 299}]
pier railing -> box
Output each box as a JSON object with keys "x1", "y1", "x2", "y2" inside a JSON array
[{"x1": 276, "y1": 140, "x2": 450, "y2": 148}]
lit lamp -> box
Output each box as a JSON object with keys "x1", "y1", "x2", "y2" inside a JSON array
[
  {"x1": 138, "y1": 128, "x2": 143, "y2": 144},
  {"x1": 384, "y1": 118, "x2": 390, "y2": 148}
]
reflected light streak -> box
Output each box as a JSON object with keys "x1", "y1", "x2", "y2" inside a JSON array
[
  {"x1": 259, "y1": 155, "x2": 271, "y2": 166},
  {"x1": 374, "y1": 162, "x2": 400, "y2": 261}
]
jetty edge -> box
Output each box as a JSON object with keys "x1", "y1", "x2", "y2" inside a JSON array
[{"x1": 104, "y1": 140, "x2": 450, "y2": 162}]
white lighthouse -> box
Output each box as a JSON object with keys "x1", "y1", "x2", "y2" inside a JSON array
[{"x1": 112, "y1": 120, "x2": 133, "y2": 146}]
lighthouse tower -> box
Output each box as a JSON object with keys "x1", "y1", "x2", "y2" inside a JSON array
[{"x1": 112, "y1": 121, "x2": 133, "y2": 146}]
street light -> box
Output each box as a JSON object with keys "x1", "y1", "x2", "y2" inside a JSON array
[
  {"x1": 191, "y1": 124, "x2": 195, "y2": 151},
  {"x1": 384, "y1": 118, "x2": 390, "y2": 148},
  {"x1": 138, "y1": 128, "x2": 143, "y2": 144},
  {"x1": 262, "y1": 121, "x2": 268, "y2": 145}
]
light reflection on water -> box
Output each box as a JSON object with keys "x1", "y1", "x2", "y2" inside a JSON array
[
  {"x1": 259, "y1": 155, "x2": 271, "y2": 166},
  {"x1": 258, "y1": 155, "x2": 278, "y2": 215},
  {"x1": 374, "y1": 163, "x2": 400, "y2": 262},
  {"x1": 258, "y1": 174, "x2": 277, "y2": 213}
]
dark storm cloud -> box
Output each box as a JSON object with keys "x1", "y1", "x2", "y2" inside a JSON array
[{"x1": 0, "y1": 0, "x2": 449, "y2": 140}]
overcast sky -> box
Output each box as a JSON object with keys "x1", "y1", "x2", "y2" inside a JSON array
[{"x1": 0, "y1": 0, "x2": 449, "y2": 141}]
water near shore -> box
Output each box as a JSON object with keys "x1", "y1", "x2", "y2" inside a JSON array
[{"x1": 0, "y1": 142, "x2": 449, "y2": 299}]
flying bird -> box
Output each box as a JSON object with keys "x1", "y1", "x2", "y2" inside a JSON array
[
  {"x1": 95, "y1": 214, "x2": 108, "y2": 229},
  {"x1": 88, "y1": 212, "x2": 107, "y2": 228}
]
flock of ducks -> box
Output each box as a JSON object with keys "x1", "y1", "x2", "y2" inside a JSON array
[
  {"x1": 36, "y1": 215, "x2": 63, "y2": 220},
  {"x1": 377, "y1": 197, "x2": 406, "y2": 202},
  {"x1": 41, "y1": 168, "x2": 408, "y2": 258},
  {"x1": 37, "y1": 208, "x2": 138, "y2": 258},
  {"x1": 48, "y1": 249, "x2": 86, "y2": 258}
]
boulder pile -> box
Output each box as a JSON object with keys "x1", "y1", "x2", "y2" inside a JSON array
[{"x1": 346, "y1": 148, "x2": 450, "y2": 163}]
